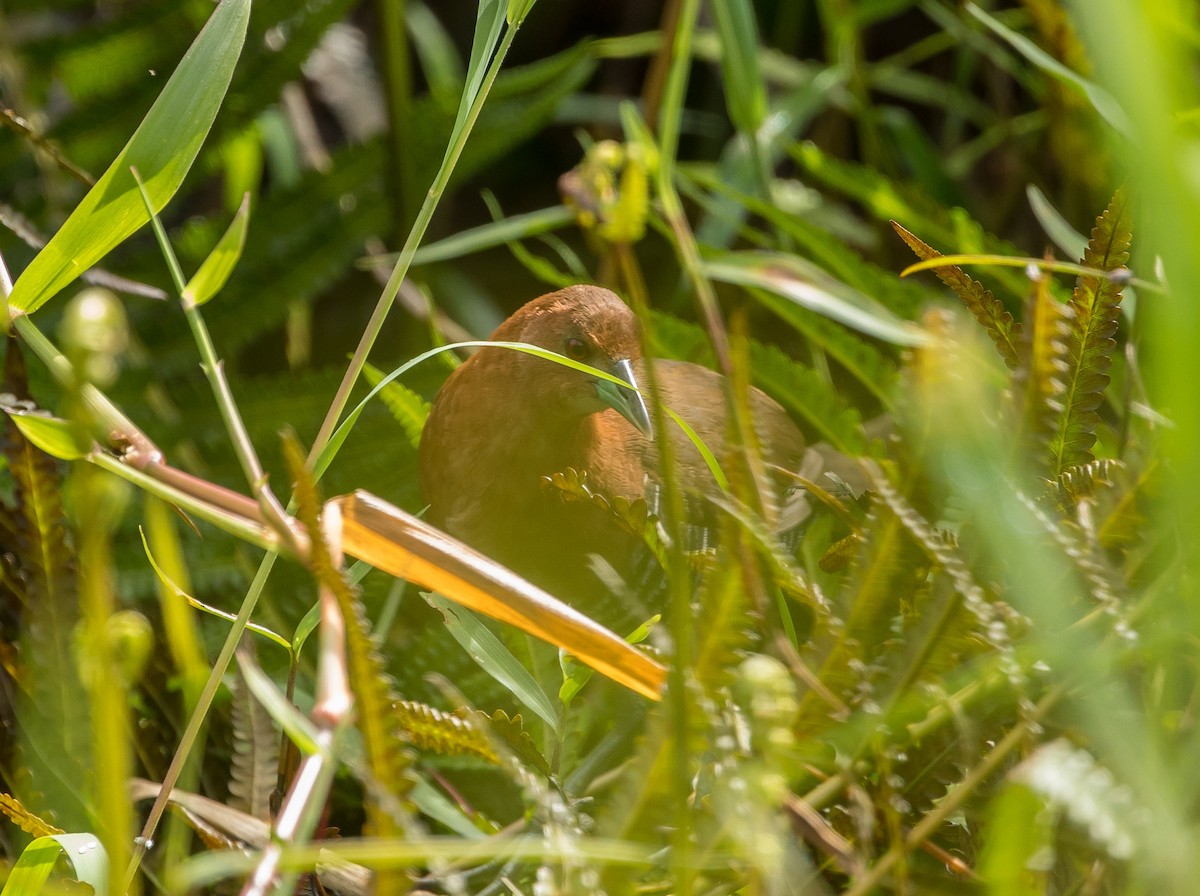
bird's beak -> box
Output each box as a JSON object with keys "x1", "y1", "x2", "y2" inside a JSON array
[{"x1": 594, "y1": 358, "x2": 652, "y2": 437}]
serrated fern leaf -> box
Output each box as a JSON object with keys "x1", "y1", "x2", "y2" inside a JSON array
[
  {"x1": 892, "y1": 221, "x2": 1022, "y2": 369},
  {"x1": 1011, "y1": 272, "x2": 1071, "y2": 468},
  {"x1": 394, "y1": 701, "x2": 499, "y2": 764},
  {"x1": 1049, "y1": 189, "x2": 1132, "y2": 475},
  {"x1": 0, "y1": 792, "x2": 63, "y2": 838},
  {"x1": 1040, "y1": 459, "x2": 1125, "y2": 512},
  {"x1": 363, "y1": 361, "x2": 430, "y2": 450}
]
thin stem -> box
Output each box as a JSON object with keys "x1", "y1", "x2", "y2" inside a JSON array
[
  {"x1": 88, "y1": 453, "x2": 272, "y2": 550},
  {"x1": 133, "y1": 167, "x2": 302, "y2": 551},
  {"x1": 13, "y1": 313, "x2": 161, "y2": 461},
  {"x1": 308, "y1": 24, "x2": 520, "y2": 466},
  {"x1": 126, "y1": 553, "x2": 282, "y2": 889},
  {"x1": 183, "y1": 307, "x2": 302, "y2": 551}
]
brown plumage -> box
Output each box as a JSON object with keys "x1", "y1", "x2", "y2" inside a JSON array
[{"x1": 419, "y1": 285, "x2": 814, "y2": 606}]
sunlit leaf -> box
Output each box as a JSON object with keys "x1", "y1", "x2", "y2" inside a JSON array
[{"x1": 181, "y1": 193, "x2": 251, "y2": 307}]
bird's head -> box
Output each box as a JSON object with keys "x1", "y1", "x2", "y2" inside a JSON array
[{"x1": 491, "y1": 285, "x2": 652, "y2": 435}]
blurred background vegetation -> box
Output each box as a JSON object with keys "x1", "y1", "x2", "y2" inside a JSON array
[{"x1": 1, "y1": 0, "x2": 1197, "y2": 893}]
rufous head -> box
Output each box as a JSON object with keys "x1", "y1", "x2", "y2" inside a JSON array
[{"x1": 490, "y1": 285, "x2": 651, "y2": 434}]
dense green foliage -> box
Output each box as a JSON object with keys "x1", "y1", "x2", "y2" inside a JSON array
[{"x1": 1, "y1": 1, "x2": 1197, "y2": 894}]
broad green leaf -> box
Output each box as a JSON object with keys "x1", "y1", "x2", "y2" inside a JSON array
[
  {"x1": 7, "y1": 0, "x2": 250, "y2": 313},
  {"x1": 425, "y1": 594, "x2": 560, "y2": 732},
  {"x1": 3, "y1": 411, "x2": 88, "y2": 460},
  {"x1": 0, "y1": 834, "x2": 109, "y2": 896},
  {"x1": 181, "y1": 193, "x2": 251, "y2": 307}
]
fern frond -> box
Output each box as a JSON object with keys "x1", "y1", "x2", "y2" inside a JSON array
[
  {"x1": 543, "y1": 467, "x2": 666, "y2": 566},
  {"x1": 394, "y1": 701, "x2": 498, "y2": 764},
  {"x1": 1040, "y1": 459, "x2": 1125, "y2": 512},
  {"x1": 0, "y1": 792, "x2": 64, "y2": 838},
  {"x1": 228, "y1": 668, "x2": 280, "y2": 822},
  {"x1": 891, "y1": 221, "x2": 1022, "y2": 369},
  {"x1": 363, "y1": 361, "x2": 430, "y2": 450},
  {"x1": 1011, "y1": 271, "x2": 1072, "y2": 467},
  {"x1": 1049, "y1": 189, "x2": 1132, "y2": 475}
]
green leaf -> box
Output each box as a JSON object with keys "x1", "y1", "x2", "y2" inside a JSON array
[
  {"x1": 454, "y1": 0, "x2": 506, "y2": 141},
  {"x1": 1026, "y1": 184, "x2": 1088, "y2": 261},
  {"x1": 892, "y1": 221, "x2": 1022, "y2": 369},
  {"x1": 704, "y1": 251, "x2": 927, "y2": 346},
  {"x1": 710, "y1": 0, "x2": 768, "y2": 134},
  {"x1": 139, "y1": 529, "x2": 292, "y2": 652},
  {"x1": 425, "y1": 594, "x2": 560, "y2": 732},
  {"x1": 181, "y1": 193, "x2": 251, "y2": 307},
  {"x1": 965, "y1": 2, "x2": 1132, "y2": 137},
  {"x1": 2, "y1": 411, "x2": 88, "y2": 461},
  {"x1": 7, "y1": 0, "x2": 250, "y2": 313},
  {"x1": 403, "y1": 205, "x2": 573, "y2": 267},
  {"x1": 0, "y1": 834, "x2": 109, "y2": 896}
]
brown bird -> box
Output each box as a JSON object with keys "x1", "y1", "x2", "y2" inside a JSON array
[{"x1": 419, "y1": 285, "x2": 818, "y2": 611}]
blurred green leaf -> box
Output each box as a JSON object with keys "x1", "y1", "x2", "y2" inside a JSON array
[
  {"x1": 710, "y1": 0, "x2": 768, "y2": 134},
  {"x1": 965, "y1": 2, "x2": 1131, "y2": 136}
]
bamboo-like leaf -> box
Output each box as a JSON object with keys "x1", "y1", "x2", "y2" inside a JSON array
[
  {"x1": 1049, "y1": 189, "x2": 1132, "y2": 475},
  {"x1": 181, "y1": 193, "x2": 250, "y2": 308},
  {"x1": 705, "y1": 251, "x2": 927, "y2": 346},
  {"x1": 1, "y1": 410, "x2": 88, "y2": 461},
  {"x1": 710, "y1": 0, "x2": 768, "y2": 135},
  {"x1": 283, "y1": 437, "x2": 413, "y2": 839},
  {"x1": 892, "y1": 221, "x2": 1022, "y2": 369},
  {"x1": 965, "y1": 2, "x2": 1132, "y2": 137},
  {"x1": 333, "y1": 490, "x2": 666, "y2": 701},
  {"x1": 1027, "y1": 184, "x2": 1088, "y2": 261},
  {"x1": 6, "y1": 0, "x2": 250, "y2": 313}
]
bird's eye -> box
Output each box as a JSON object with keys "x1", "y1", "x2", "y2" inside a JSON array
[{"x1": 565, "y1": 337, "x2": 589, "y2": 361}]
